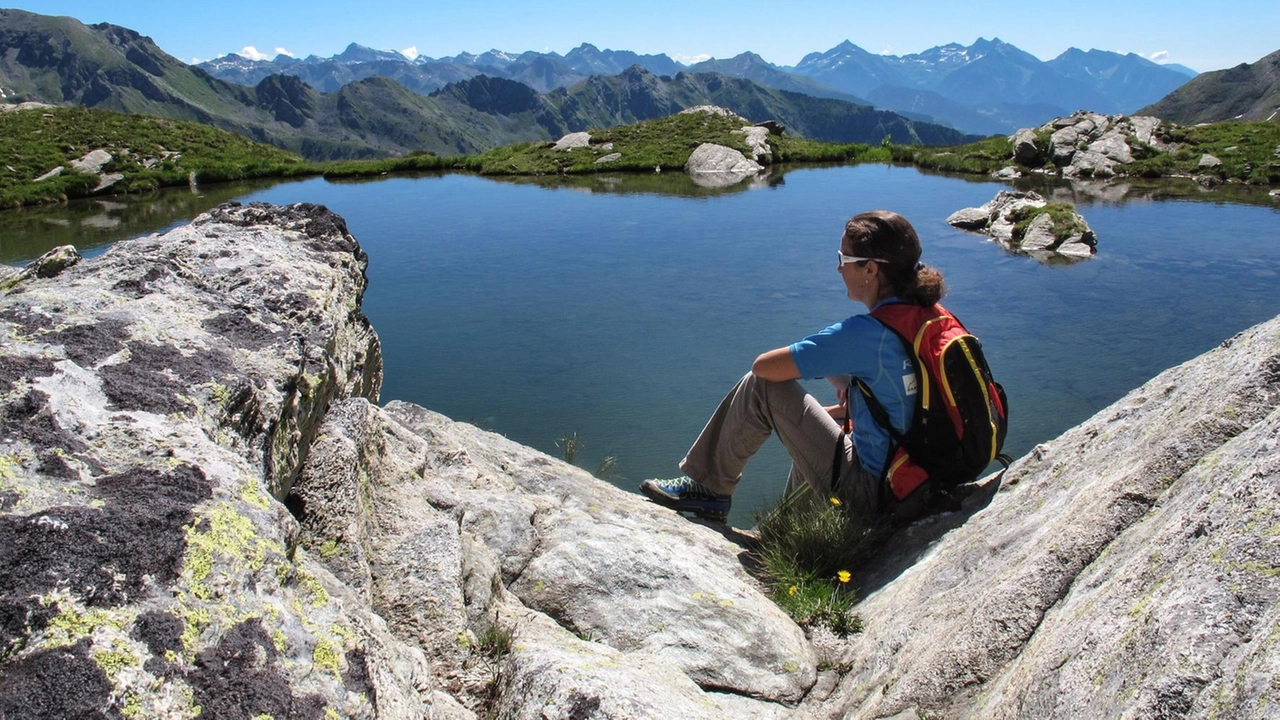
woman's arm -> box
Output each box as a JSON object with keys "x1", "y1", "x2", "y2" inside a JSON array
[
  {"x1": 751, "y1": 347, "x2": 801, "y2": 381},
  {"x1": 755, "y1": 348, "x2": 846, "y2": 420}
]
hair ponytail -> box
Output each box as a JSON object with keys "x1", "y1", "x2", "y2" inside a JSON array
[
  {"x1": 843, "y1": 211, "x2": 947, "y2": 307},
  {"x1": 898, "y1": 263, "x2": 946, "y2": 306}
]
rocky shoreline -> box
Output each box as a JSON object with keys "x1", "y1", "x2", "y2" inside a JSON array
[{"x1": 1, "y1": 203, "x2": 1277, "y2": 718}]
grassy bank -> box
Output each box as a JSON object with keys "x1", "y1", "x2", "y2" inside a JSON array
[
  {"x1": 0, "y1": 107, "x2": 316, "y2": 207},
  {"x1": 4, "y1": 105, "x2": 1277, "y2": 210},
  {"x1": 897, "y1": 121, "x2": 1280, "y2": 184}
]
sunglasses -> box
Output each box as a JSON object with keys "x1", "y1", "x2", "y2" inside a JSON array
[{"x1": 837, "y1": 251, "x2": 887, "y2": 268}]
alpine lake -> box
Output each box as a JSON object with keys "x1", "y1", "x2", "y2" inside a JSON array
[{"x1": 5, "y1": 164, "x2": 1280, "y2": 526}]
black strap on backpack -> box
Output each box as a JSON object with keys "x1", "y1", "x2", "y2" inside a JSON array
[{"x1": 829, "y1": 406, "x2": 849, "y2": 493}]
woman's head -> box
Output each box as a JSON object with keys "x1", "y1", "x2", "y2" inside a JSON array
[{"x1": 841, "y1": 210, "x2": 945, "y2": 306}]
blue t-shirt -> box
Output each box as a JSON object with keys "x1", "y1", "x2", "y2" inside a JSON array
[{"x1": 788, "y1": 298, "x2": 917, "y2": 478}]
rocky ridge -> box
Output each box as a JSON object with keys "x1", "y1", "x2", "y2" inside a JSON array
[{"x1": 1, "y1": 203, "x2": 1277, "y2": 718}]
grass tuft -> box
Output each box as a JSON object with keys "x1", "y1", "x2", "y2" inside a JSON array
[{"x1": 753, "y1": 485, "x2": 886, "y2": 636}]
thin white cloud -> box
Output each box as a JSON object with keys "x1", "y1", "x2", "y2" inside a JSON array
[
  {"x1": 673, "y1": 53, "x2": 711, "y2": 64},
  {"x1": 879, "y1": 46, "x2": 893, "y2": 56},
  {"x1": 1138, "y1": 50, "x2": 1171, "y2": 64},
  {"x1": 274, "y1": 47, "x2": 294, "y2": 58},
  {"x1": 401, "y1": 46, "x2": 419, "y2": 60}
]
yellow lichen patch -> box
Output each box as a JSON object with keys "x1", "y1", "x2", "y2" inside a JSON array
[
  {"x1": 312, "y1": 637, "x2": 341, "y2": 678},
  {"x1": 272, "y1": 629, "x2": 288, "y2": 654},
  {"x1": 178, "y1": 605, "x2": 212, "y2": 655},
  {"x1": 0, "y1": 453, "x2": 18, "y2": 482},
  {"x1": 40, "y1": 596, "x2": 131, "y2": 649},
  {"x1": 318, "y1": 539, "x2": 341, "y2": 559},
  {"x1": 1226, "y1": 561, "x2": 1280, "y2": 577},
  {"x1": 329, "y1": 624, "x2": 356, "y2": 645},
  {"x1": 295, "y1": 569, "x2": 330, "y2": 609},
  {"x1": 240, "y1": 477, "x2": 271, "y2": 509},
  {"x1": 182, "y1": 503, "x2": 277, "y2": 601},
  {"x1": 208, "y1": 382, "x2": 233, "y2": 409},
  {"x1": 1128, "y1": 577, "x2": 1169, "y2": 619},
  {"x1": 93, "y1": 644, "x2": 137, "y2": 677},
  {"x1": 121, "y1": 689, "x2": 146, "y2": 719}
]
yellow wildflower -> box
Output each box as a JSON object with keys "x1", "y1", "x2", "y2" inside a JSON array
[
  {"x1": 837, "y1": 570, "x2": 851, "y2": 584},
  {"x1": 788, "y1": 585, "x2": 798, "y2": 596},
  {"x1": 829, "y1": 496, "x2": 842, "y2": 507}
]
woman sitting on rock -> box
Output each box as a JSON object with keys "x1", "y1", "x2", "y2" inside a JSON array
[{"x1": 640, "y1": 210, "x2": 950, "y2": 522}]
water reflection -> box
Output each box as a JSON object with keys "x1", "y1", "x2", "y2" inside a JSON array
[
  {"x1": 0, "y1": 178, "x2": 291, "y2": 266},
  {"x1": 482, "y1": 167, "x2": 787, "y2": 197},
  {"x1": 1011, "y1": 175, "x2": 1280, "y2": 209}
]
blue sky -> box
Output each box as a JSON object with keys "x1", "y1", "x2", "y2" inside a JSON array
[{"x1": 12, "y1": 0, "x2": 1278, "y2": 72}]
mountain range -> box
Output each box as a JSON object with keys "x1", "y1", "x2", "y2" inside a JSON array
[
  {"x1": 196, "y1": 37, "x2": 1197, "y2": 135},
  {"x1": 0, "y1": 9, "x2": 973, "y2": 161}
]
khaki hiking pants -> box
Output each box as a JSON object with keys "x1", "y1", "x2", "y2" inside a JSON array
[{"x1": 679, "y1": 372, "x2": 882, "y2": 512}]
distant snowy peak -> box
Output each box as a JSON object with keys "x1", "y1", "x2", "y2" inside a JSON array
[
  {"x1": 795, "y1": 41, "x2": 875, "y2": 72},
  {"x1": 904, "y1": 43, "x2": 973, "y2": 66}
]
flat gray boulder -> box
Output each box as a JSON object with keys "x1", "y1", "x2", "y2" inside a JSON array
[
  {"x1": 552, "y1": 132, "x2": 591, "y2": 151},
  {"x1": 69, "y1": 148, "x2": 114, "y2": 174},
  {"x1": 685, "y1": 143, "x2": 763, "y2": 175}
]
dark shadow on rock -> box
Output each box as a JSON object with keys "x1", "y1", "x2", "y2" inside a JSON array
[{"x1": 850, "y1": 475, "x2": 1004, "y2": 599}]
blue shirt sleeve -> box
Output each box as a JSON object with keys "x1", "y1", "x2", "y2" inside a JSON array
[{"x1": 788, "y1": 313, "x2": 917, "y2": 478}]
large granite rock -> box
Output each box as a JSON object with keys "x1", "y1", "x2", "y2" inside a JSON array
[
  {"x1": 292, "y1": 398, "x2": 817, "y2": 710},
  {"x1": 802, "y1": 313, "x2": 1280, "y2": 719},
  {"x1": 0, "y1": 203, "x2": 434, "y2": 719},
  {"x1": 3, "y1": 202, "x2": 1277, "y2": 719}
]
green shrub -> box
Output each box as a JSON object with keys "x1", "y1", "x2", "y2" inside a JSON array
[{"x1": 1009, "y1": 203, "x2": 1089, "y2": 242}]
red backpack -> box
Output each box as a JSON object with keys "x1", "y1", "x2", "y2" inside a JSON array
[{"x1": 853, "y1": 302, "x2": 1009, "y2": 501}]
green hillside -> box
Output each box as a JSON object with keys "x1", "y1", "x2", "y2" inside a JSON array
[
  {"x1": 1140, "y1": 50, "x2": 1280, "y2": 124},
  {"x1": 0, "y1": 106, "x2": 309, "y2": 206}
]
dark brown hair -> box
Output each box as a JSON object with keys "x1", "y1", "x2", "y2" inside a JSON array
[{"x1": 843, "y1": 210, "x2": 946, "y2": 306}]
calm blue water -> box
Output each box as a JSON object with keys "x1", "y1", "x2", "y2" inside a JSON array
[{"x1": 10, "y1": 166, "x2": 1280, "y2": 524}]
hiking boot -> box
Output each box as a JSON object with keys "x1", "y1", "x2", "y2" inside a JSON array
[{"x1": 639, "y1": 476, "x2": 731, "y2": 522}]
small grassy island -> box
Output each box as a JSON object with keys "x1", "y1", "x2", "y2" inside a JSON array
[{"x1": 3, "y1": 104, "x2": 1278, "y2": 209}]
